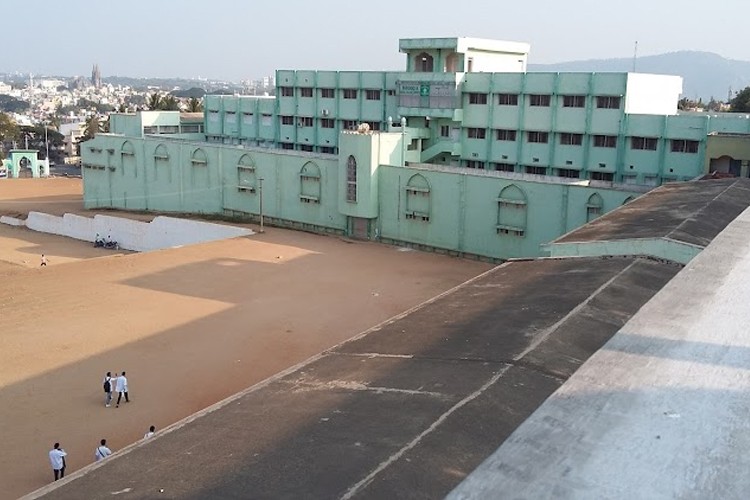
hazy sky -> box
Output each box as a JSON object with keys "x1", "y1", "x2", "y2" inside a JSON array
[{"x1": 6, "y1": 0, "x2": 749, "y2": 81}]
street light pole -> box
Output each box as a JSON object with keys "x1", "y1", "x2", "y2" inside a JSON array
[{"x1": 258, "y1": 177, "x2": 265, "y2": 233}]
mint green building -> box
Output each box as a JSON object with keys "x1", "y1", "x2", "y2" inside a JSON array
[{"x1": 81, "y1": 37, "x2": 750, "y2": 260}]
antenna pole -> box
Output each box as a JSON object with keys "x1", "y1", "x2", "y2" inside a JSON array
[{"x1": 632, "y1": 41, "x2": 638, "y2": 72}]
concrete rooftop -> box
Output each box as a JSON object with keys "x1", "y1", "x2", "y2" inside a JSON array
[{"x1": 557, "y1": 177, "x2": 750, "y2": 247}]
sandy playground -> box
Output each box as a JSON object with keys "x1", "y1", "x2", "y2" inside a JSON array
[{"x1": 0, "y1": 178, "x2": 491, "y2": 499}]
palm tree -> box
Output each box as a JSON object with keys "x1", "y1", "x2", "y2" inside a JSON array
[
  {"x1": 186, "y1": 97, "x2": 203, "y2": 113},
  {"x1": 82, "y1": 116, "x2": 103, "y2": 141},
  {"x1": 160, "y1": 95, "x2": 179, "y2": 111},
  {"x1": 146, "y1": 92, "x2": 162, "y2": 111}
]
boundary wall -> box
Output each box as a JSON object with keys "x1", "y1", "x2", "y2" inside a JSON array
[{"x1": 6, "y1": 212, "x2": 253, "y2": 252}]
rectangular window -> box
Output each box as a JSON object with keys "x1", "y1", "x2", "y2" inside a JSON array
[
  {"x1": 496, "y1": 129, "x2": 517, "y2": 141},
  {"x1": 468, "y1": 93, "x2": 488, "y2": 105},
  {"x1": 320, "y1": 88, "x2": 335, "y2": 98},
  {"x1": 596, "y1": 96, "x2": 621, "y2": 109},
  {"x1": 242, "y1": 113, "x2": 253, "y2": 125},
  {"x1": 281, "y1": 115, "x2": 294, "y2": 125},
  {"x1": 364, "y1": 121, "x2": 381, "y2": 131},
  {"x1": 671, "y1": 139, "x2": 699, "y2": 153},
  {"x1": 527, "y1": 131, "x2": 549, "y2": 143},
  {"x1": 299, "y1": 116, "x2": 313, "y2": 127},
  {"x1": 562, "y1": 95, "x2": 585, "y2": 108},
  {"x1": 440, "y1": 125, "x2": 450, "y2": 137},
  {"x1": 280, "y1": 143, "x2": 294, "y2": 150},
  {"x1": 556, "y1": 168, "x2": 580, "y2": 178},
  {"x1": 342, "y1": 120, "x2": 357, "y2": 130},
  {"x1": 343, "y1": 89, "x2": 357, "y2": 99},
  {"x1": 365, "y1": 89, "x2": 381, "y2": 100},
  {"x1": 321, "y1": 118, "x2": 335, "y2": 128},
  {"x1": 208, "y1": 111, "x2": 219, "y2": 123},
  {"x1": 320, "y1": 146, "x2": 336, "y2": 154},
  {"x1": 467, "y1": 128, "x2": 486, "y2": 139},
  {"x1": 280, "y1": 87, "x2": 293, "y2": 97},
  {"x1": 525, "y1": 166, "x2": 547, "y2": 175},
  {"x1": 261, "y1": 114, "x2": 272, "y2": 126},
  {"x1": 591, "y1": 171, "x2": 614, "y2": 181},
  {"x1": 497, "y1": 93, "x2": 519, "y2": 105},
  {"x1": 631, "y1": 137, "x2": 658, "y2": 150},
  {"x1": 299, "y1": 87, "x2": 313, "y2": 98},
  {"x1": 299, "y1": 144, "x2": 314, "y2": 152},
  {"x1": 465, "y1": 160, "x2": 485, "y2": 169},
  {"x1": 493, "y1": 162, "x2": 515, "y2": 172},
  {"x1": 559, "y1": 133, "x2": 583, "y2": 146},
  {"x1": 529, "y1": 94, "x2": 551, "y2": 107},
  {"x1": 593, "y1": 135, "x2": 617, "y2": 148}
]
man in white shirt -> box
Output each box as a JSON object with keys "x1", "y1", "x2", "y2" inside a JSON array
[
  {"x1": 115, "y1": 371, "x2": 129, "y2": 407},
  {"x1": 94, "y1": 439, "x2": 112, "y2": 461},
  {"x1": 144, "y1": 425, "x2": 156, "y2": 439},
  {"x1": 49, "y1": 443, "x2": 67, "y2": 481}
]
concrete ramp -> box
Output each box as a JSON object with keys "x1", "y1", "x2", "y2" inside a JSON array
[{"x1": 9, "y1": 212, "x2": 253, "y2": 251}]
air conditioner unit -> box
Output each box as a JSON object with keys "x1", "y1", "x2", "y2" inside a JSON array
[{"x1": 321, "y1": 109, "x2": 329, "y2": 116}]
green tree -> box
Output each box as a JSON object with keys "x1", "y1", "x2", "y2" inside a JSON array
[
  {"x1": 147, "y1": 92, "x2": 162, "y2": 111},
  {"x1": 186, "y1": 97, "x2": 203, "y2": 112},
  {"x1": 0, "y1": 112, "x2": 20, "y2": 158},
  {"x1": 160, "y1": 95, "x2": 179, "y2": 111},
  {"x1": 81, "y1": 116, "x2": 103, "y2": 141},
  {"x1": 730, "y1": 87, "x2": 750, "y2": 112},
  {"x1": 0, "y1": 112, "x2": 20, "y2": 143}
]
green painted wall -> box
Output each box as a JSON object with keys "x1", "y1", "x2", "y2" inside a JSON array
[{"x1": 82, "y1": 130, "x2": 644, "y2": 260}]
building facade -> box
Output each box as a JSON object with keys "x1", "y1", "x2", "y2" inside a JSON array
[{"x1": 80, "y1": 37, "x2": 750, "y2": 260}]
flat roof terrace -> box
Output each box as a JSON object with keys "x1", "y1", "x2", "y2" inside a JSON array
[{"x1": 34, "y1": 256, "x2": 679, "y2": 499}]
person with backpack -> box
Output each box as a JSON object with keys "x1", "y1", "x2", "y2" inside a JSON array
[
  {"x1": 103, "y1": 372, "x2": 113, "y2": 407},
  {"x1": 94, "y1": 439, "x2": 112, "y2": 461}
]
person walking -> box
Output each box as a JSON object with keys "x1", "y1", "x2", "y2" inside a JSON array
[
  {"x1": 48, "y1": 443, "x2": 67, "y2": 481},
  {"x1": 94, "y1": 439, "x2": 112, "y2": 461},
  {"x1": 144, "y1": 425, "x2": 156, "y2": 439},
  {"x1": 40, "y1": 254, "x2": 48, "y2": 267},
  {"x1": 115, "y1": 371, "x2": 129, "y2": 407},
  {"x1": 103, "y1": 371, "x2": 113, "y2": 407}
]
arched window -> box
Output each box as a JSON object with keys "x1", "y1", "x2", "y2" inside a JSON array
[
  {"x1": 191, "y1": 148, "x2": 208, "y2": 166},
  {"x1": 586, "y1": 193, "x2": 603, "y2": 222},
  {"x1": 153, "y1": 144, "x2": 170, "y2": 182},
  {"x1": 497, "y1": 185, "x2": 527, "y2": 237},
  {"x1": 237, "y1": 154, "x2": 256, "y2": 194},
  {"x1": 346, "y1": 155, "x2": 357, "y2": 203},
  {"x1": 121, "y1": 140, "x2": 136, "y2": 177},
  {"x1": 405, "y1": 174, "x2": 431, "y2": 222},
  {"x1": 445, "y1": 52, "x2": 459, "y2": 72},
  {"x1": 414, "y1": 52, "x2": 434, "y2": 72},
  {"x1": 300, "y1": 161, "x2": 321, "y2": 204}
]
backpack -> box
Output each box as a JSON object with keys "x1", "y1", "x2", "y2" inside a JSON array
[{"x1": 103, "y1": 379, "x2": 111, "y2": 392}]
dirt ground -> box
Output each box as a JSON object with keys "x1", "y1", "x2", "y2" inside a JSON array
[{"x1": 0, "y1": 178, "x2": 492, "y2": 499}]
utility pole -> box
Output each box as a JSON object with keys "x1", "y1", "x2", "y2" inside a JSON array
[{"x1": 258, "y1": 177, "x2": 265, "y2": 233}]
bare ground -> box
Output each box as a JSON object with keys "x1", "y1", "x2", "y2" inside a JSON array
[{"x1": 0, "y1": 178, "x2": 492, "y2": 499}]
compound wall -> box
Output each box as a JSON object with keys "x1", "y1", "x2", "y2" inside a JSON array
[{"x1": 17, "y1": 212, "x2": 252, "y2": 252}]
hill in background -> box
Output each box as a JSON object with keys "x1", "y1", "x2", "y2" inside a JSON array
[{"x1": 529, "y1": 51, "x2": 750, "y2": 101}]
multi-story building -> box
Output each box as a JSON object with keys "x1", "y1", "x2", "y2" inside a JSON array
[
  {"x1": 80, "y1": 37, "x2": 750, "y2": 260},
  {"x1": 203, "y1": 37, "x2": 750, "y2": 185}
]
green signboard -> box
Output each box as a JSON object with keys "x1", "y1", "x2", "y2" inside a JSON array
[{"x1": 419, "y1": 84, "x2": 430, "y2": 96}]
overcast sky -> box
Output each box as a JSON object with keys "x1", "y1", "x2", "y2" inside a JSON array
[{"x1": 5, "y1": 0, "x2": 748, "y2": 81}]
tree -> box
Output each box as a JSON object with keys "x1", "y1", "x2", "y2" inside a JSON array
[
  {"x1": 186, "y1": 97, "x2": 203, "y2": 112},
  {"x1": 81, "y1": 116, "x2": 103, "y2": 141},
  {"x1": 0, "y1": 112, "x2": 20, "y2": 158},
  {"x1": 147, "y1": 92, "x2": 162, "y2": 111},
  {"x1": 730, "y1": 86, "x2": 750, "y2": 112},
  {"x1": 160, "y1": 95, "x2": 179, "y2": 111}
]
